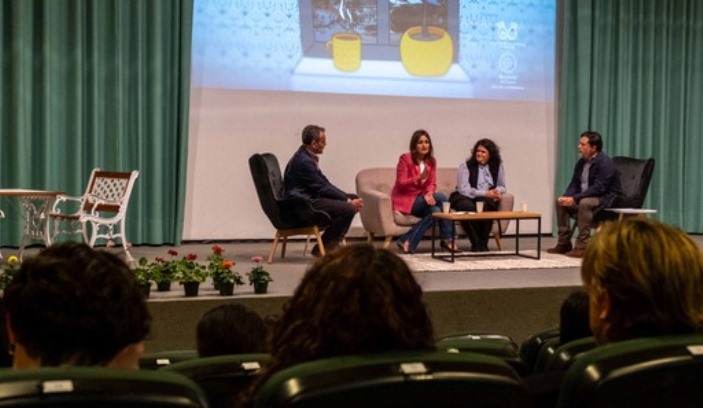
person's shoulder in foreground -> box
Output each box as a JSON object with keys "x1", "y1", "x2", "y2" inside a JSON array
[{"x1": 4, "y1": 242, "x2": 151, "y2": 369}]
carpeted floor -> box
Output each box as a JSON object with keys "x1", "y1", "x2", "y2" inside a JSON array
[{"x1": 402, "y1": 250, "x2": 581, "y2": 272}]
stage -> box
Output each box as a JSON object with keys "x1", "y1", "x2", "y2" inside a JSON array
[
  {"x1": 15, "y1": 232, "x2": 689, "y2": 353},
  {"x1": 136, "y1": 235, "x2": 583, "y2": 352}
]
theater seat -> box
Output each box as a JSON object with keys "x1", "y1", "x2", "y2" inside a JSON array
[
  {"x1": 0, "y1": 367, "x2": 208, "y2": 407},
  {"x1": 520, "y1": 326, "x2": 561, "y2": 374},
  {"x1": 255, "y1": 351, "x2": 535, "y2": 408},
  {"x1": 139, "y1": 350, "x2": 199, "y2": 370},
  {"x1": 162, "y1": 353, "x2": 270, "y2": 408},
  {"x1": 436, "y1": 333, "x2": 528, "y2": 376},
  {"x1": 557, "y1": 334, "x2": 703, "y2": 408}
]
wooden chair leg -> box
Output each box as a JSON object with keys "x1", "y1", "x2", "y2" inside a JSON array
[
  {"x1": 493, "y1": 220, "x2": 503, "y2": 251},
  {"x1": 267, "y1": 231, "x2": 281, "y2": 263},
  {"x1": 280, "y1": 236, "x2": 288, "y2": 259},
  {"x1": 314, "y1": 226, "x2": 326, "y2": 256},
  {"x1": 493, "y1": 234, "x2": 502, "y2": 251},
  {"x1": 303, "y1": 234, "x2": 311, "y2": 255},
  {"x1": 383, "y1": 236, "x2": 393, "y2": 249}
]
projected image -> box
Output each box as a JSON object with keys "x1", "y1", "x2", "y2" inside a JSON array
[{"x1": 191, "y1": 0, "x2": 555, "y2": 101}]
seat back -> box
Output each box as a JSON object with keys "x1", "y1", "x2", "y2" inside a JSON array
[
  {"x1": 139, "y1": 350, "x2": 199, "y2": 370},
  {"x1": 436, "y1": 335, "x2": 529, "y2": 376},
  {"x1": 249, "y1": 153, "x2": 288, "y2": 229},
  {"x1": 531, "y1": 336, "x2": 562, "y2": 373},
  {"x1": 544, "y1": 337, "x2": 597, "y2": 372},
  {"x1": 612, "y1": 156, "x2": 655, "y2": 208},
  {"x1": 255, "y1": 351, "x2": 534, "y2": 408},
  {"x1": 82, "y1": 169, "x2": 139, "y2": 216},
  {"x1": 163, "y1": 353, "x2": 270, "y2": 408},
  {"x1": 557, "y1": 335, "x2": 703, "y2": 408},
  {"x1": 520, "y1": 326, "x2": 561, "y2": 373},
  {"x1": 0, "y1": 366, "x2": 208, "y2": 407}
]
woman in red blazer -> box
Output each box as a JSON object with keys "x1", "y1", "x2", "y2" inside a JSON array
[{"x1": 391, "y1": 130, "x2": 459, "y2": 254}]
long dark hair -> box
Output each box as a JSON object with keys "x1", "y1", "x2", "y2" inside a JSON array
[
  {"x1": 467, "y1": 138, "x2": 502, "y2": 166},
  {"x1": 409, "y1": 129, "x2": 435, "y2": 164},
  {"x1": 238, "y1": 244, "x2": 435, "y2": 407}
]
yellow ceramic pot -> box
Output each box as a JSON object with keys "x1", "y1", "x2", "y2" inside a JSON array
[{"x1": 399, "y1": 26, "x2": 453, "y2": 77}]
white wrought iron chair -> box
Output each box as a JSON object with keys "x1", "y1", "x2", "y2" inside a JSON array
[{"x1": 49, "y1": 168, "x2": 139, "y2": 262}]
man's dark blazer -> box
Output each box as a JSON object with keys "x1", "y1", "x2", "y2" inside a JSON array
[
  {"x1": 284, "y1": 146, "x2": 347, "y2": 201},
  {"x1": 563, "y1": 151, "x2": 623, "y2": 211}
]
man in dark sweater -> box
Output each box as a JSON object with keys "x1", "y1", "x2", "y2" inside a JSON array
[
  {"x1": 284, "y1": 124, "x2": 363, "y2": 255},
  {"x1": 548, "y1": 131, "x2": 622, "y2": 258}
]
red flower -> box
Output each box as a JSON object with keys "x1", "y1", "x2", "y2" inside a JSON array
[
  {"x1": 187, "y1": 253, "x2": 197, "y2": 261},
  {"x1": 222, "y1": 260, "x2": 234, "y2": 269},
  {"x1": 251, "y1": 256, "x2": 264, "y2": 263},
  {"x1": 167, "y1": 249, "x2": 178, "y2": 257},
  {"x1": 211, "y1": 245, "x2": 224, "y2": 254},
  {"x1": 155, "y1": 257, "x2": 165, "y2": 263}
]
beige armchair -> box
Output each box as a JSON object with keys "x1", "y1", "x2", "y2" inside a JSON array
[{"x1": 356, "y1": 168, "x2": 514, "y2": 249}]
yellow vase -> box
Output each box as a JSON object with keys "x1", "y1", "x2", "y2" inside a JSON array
[{"x1": 399, "y1": 26, "x2": 453, "y2": 77}]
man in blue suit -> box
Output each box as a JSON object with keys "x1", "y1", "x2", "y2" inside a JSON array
[
  {"x1": 284, "y1": 125, "x2": 363, "y2": 256},
  {"x1": 548, "y1": 131, "x2": 622, "y2": 258}
]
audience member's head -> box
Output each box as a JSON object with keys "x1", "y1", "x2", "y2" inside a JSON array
[
  {"x1": 240, "y1": 244, "x2": 434, "y2": 406},
  {"x1": 559, "y1": 289, "x2": 592, "y2": 344},
  {"x1": 197, "y1": 303, "x2": 269, "y2": 357},
  {"x1": 581, "y1": 219, "x2": 703, "y2": 344},
  {"x1": 4, "y1": 242, "x2": 151, "y2": 369}
]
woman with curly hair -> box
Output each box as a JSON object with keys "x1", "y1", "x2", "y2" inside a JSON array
[
  {"x1": 237, "y1": 244, "x2": 435, "y2": 407},
  {"x1": 582, "y1": 218, "x2": 703, "y2": 344},
  {"x1": 449, "y1": 138, "x2": 507, "y2": 252}
]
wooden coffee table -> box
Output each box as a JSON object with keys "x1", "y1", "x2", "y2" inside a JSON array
[{"x1": 431, "y1": 211, "x2": 542, "y2": 262}]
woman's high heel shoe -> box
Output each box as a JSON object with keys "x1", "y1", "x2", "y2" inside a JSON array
[
  {"x1": 396, "y1": 240, "x2": 411, "y2": 254},
  {"x1": 440, "y1": 240, "x2": 461, "y2": 253}
]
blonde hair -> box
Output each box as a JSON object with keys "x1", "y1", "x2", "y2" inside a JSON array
[{"x1": 581, "y1": 218, "x2": 703, "y2": 343}]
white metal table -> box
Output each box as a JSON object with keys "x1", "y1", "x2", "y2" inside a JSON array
[{"x1": 0, "y1": 189, "x2": 64, "y2": 260}]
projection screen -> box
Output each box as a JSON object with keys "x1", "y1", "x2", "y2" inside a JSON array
[{"x1": 185, "y1": 0, "x2": 557, "y2": 240}]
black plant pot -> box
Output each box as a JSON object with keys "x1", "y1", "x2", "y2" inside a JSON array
[
  {"x1": 253, "y1": 281, "x2": 269, "y2": 294},
  {"x1": 157, "y1": 281, "x2": 172, "y2": 292},
  {"x1": 139, "y1": 283, "x2": 152, "y2": 298},
  {"x1": 183, "y1": 281, "x2": 200, "y2": 297},
  {"x1": 219, "y1": 282, "x2": 235, "y2": 296}
]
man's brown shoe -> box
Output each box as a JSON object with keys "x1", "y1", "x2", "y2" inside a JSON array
[
  {"x1": 565, "y1": 248, "x2": 585, "y2": 258},
  {"x1": 547, "y1": 244, "x2": 572, "y2": 254}
]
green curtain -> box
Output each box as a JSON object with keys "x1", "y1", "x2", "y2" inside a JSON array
[
  {"x1": 0, "y1": 0, "x2": 193, "y2": 246},
  {"x1": 558, "y1": 0, "x2": 703, "y2": 232}
]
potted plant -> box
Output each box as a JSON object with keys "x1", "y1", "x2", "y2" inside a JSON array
[
  {"x1": 0, "y1": 255, "x2": 20, "y2": 292},
  {"x1": 247, "y1": 256, "x2": 273, "y2": 294},
  {"x1": 154, "y1": 250, "x2": 178, "y2": 291},
  {"x1": 133, "y1": 256, "x2": 156, "y2": 298},
  {"x1": 174, "y1": 253, "x2": 207, "y2": 297},
  {"x1": 208, "y1": 246, "x2": 244, "y2": 296}
]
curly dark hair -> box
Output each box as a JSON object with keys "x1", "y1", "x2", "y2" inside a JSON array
[
  {"x1": 467, "y1": 138, "x2": 502, "y2": 166},
  {"x1": 239, "y1": 244, "x2": 435, "y2": 406},
  {"x1": 4, "y1": 242, "x2": 151, "y2": 367}
]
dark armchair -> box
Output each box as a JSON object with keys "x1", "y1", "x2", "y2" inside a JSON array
[
  {"x1": 594, "y1": 156, "x2": 655, "y2": 222},
  {"x1": 249, "y1": 153, "x2": 331, "y2": 263}
]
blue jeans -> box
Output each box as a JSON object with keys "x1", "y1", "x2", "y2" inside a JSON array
[{"x1": 399, "y1": 192, "x2": 453, "y2": 252}]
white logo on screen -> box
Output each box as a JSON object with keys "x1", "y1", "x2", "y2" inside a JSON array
[{"x1": 496, "y1": 21, "x2": 519, "y2": 41}]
